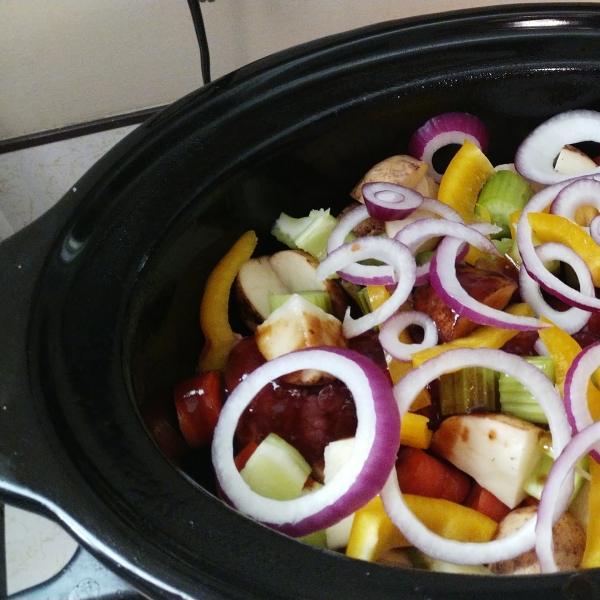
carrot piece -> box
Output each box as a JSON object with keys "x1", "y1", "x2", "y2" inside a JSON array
[
  {"x1": 395, "y1": 447, "x2": 471, "y2": 504},
  {"x1": 174, "y1": 370, "x2": 224, "y2": 449},
  {"x1": 234, "y1": 441, "x2": 259, "y2": 472},
  {"x1": 464, "y1": 483, "x2": 511, "y2": 523}
]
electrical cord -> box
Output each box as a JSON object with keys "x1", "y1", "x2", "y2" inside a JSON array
[{"x1": 186, "y1": 0, "x2": 213, "y2": 85}]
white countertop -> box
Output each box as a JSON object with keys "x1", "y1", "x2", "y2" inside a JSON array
[{"x1": 0, "y1": 124, "x2": 138, "y2": 595}]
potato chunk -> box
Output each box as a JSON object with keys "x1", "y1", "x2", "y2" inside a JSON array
[{"x1": 489, "y1": 506, "x2": 586, "y2": 574}]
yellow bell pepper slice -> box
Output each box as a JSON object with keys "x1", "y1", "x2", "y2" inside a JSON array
[
  {"x1": 400, "y1": 413, "x2": 433, "y2": 450},
  {"x1": 437, "y1": 140, "x2": 495, "y2": 223},
  {"x1": 528, "y1": 212, "x2": 600, "y2": 287},
  {"x1": 581, "y1": 458, "x2": 600, "y2": 569},
  {"x1": 411, "y1": 303, "x2": 535, "y2": 367},
  {"x1": 537, "y1": 318, "x2": 600, "y2": 421},
  {"x1": 346, "y1": 494, "x2": 498, "y2": 562},
  {"x1": 198, "y1": 230, "x2": 258, "y2": 372},
  {"x1": 387, "y1": 358, "x2": 432, "y2": 410}
]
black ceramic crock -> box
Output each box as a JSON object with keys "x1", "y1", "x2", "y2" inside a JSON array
[{"x1": 3, "y1": 4, "x2": 600, "y2": 599}]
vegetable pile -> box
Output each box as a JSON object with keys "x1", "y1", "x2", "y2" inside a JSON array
[{"x1": 172, "y1": 109, "x2": 600, "y2": 574}]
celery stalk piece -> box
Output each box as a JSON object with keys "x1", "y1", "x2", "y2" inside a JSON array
[
  {"x1": 240, "y1": 433, "x2": 312, "y2": 501},
  {"x1": 476, "y1": 170, "x2": 532, "y2": 238},
  {"x1": 524, "y1": 451, "x2": 589, "y2": 504},
  {"x1": 355, "y1": 287, "x2": 372, "y2": 317},
  {"x1": 498, "y1": 356, "x2": 555, "y2": 424},
  {"x1": 438, "y1": 366, "x2": 499, "y2": 416},
  {"x1": 271, "y1": 209, "x2": 339, "y2": 261},
  {"x1": 268, "y1": 290, "x2": 333, "y2": 314},
  {"x1": 298, "y1": 529, "x2": 328, "y2": 548},
  {"x1": 271, "y1": 213, "x2": 311, "y2": 249}
]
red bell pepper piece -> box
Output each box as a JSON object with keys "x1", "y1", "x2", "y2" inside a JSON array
[
  {"x1": 396, "y1": 446, "x2": 471, "y2": 504},
  {"x1": 174, "y1": 370, "x2": 224, "y2": 449},
  {"x1": 234, "y1": 441, "x2": 259, "y2": 471},
  {"x1": 464, "y1": 483, "x2": 511, "y2": 523}
]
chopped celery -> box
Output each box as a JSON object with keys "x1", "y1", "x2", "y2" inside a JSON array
[
  {"x1": 240, "y1": 433, "x2": 311, "y2": 501},
  {"x1": 476, "y1": 170, "x2": 532, "y2": 239},
  {"x1": 415, "y1": 250, "x2": 435, "y2": 266},
  {"x1": 298, "y1": 529, "x2": 328, "y2": 548},
  {"x1": 268, "y1": 290, "x2": 333, "y2": 314},
  {"x1": 271, "y1": 213, "x2": 311, "y2": 249},
  {"x1": 498, "y1": 356, "x2": 555, "y2": 424},
  {"x1": 355, "y1": 287, "x2": 372, "y2": 316},
  {"x1": 524, "y1": 445, "x2": 589, "y2": 504},
  {"x1": 438, "y1": 366, "x2": 499, "y2": 416},
  {"x1": 272, "y1": 209, "x2": 339, "y2": 261},
  {"x1": 492, "y1": 237, "x2": 514, "y2": 255}
]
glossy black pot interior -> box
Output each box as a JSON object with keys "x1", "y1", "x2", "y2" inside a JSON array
[{"x1": 4, "y1": 4, "x2": 600, "y2": 599}]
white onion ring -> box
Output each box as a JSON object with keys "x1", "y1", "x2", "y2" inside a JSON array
[
  {"x1": 317, "y1": 236, "x2": 416, "y2": 338},
  {"x1": 590, "y1": 214, "x2": 600, "y2": 246},
  {"x1": 517, "y1": 177, "x2": 600, "y2": 312},
  {"x1": 212, "y1": 347, "x2": 400, "y2": 537},
  {"x1": 535, "y1": 421, "x2": 600, "y2": 573},
  {"x1": 550, "y1": 177, "x2": 600, "y2": 220},
  {"x1": 419, "y1": 197, "x2": 465, "y2": 222},
  {"x1": 431, "y1": 234, "x2": 546, "y2": 331},
  {"x1": 515, "y1": 110, "x2": 600, "y2": 184},
  {"x1": 395, "y1": 218, "x2": 500, "y2": 286},
  {"x1": 381, "y1": 347, "x2": 571, "y2": 565},
  {"x1": 408, "y1": 112, "x2": 489, "y2": 182},
  {"x1": 362, "y1": 182, "x2": 424, "y2": 222},
  {"x1": 564, "y1": 341, "x2": 600, "y2": 463},
  {"x1": 378, "y1": 311, "x2": 438, "y2": 361},
  {"x1": 518, "y1": 242, "x2": 593, "y2": 334},
  {"x1": 327, "y1": 204, "x2": 395, "y2": 285}
]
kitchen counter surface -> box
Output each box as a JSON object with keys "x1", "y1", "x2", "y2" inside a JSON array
[{"x1": 0, "y1": 124, "x2": 140, "y2": 597}]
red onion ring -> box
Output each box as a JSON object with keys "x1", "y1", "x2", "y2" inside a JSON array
[
  {"x1": 550, "y1": 177, "x2": 600, "y2": 220},
  {"x1": 518, "y1": 242, "x2": 593, "y2": 334},
  {"x1": 317, "y1": 236, "x2": 416, "y2": 338},
  {"x1": 212, "y1": 347, "x2": 400, "y2": 537},
  {"x1": 419, "y1": 197, "x2": 465, "y2": 222},
  {"x1": 564, "y1": 341, "x2": 600, "y2": 462},
  {"x1": 395, "y1": 218, "x2": 499, "y2": 286},
  {"x1": 517, "y1": 177, "x2": 600, "y2": 312},
  {"x1": 408, "y1": 112, "x2": 489, "y2": 182},
  {"x1": 590, "y1": 214, "x2": 600, "y2": 246},
  {"x1": 431, "y1": 234, "x2": 546, "y2": 331},
  {"x1": 535, "y1": 421, "x2": 600, "y2": 572},
  {"x1": 381, "y1": 347, "x2": 571, "y2": 565},
  {"x1": 362, "y1": 182, "x2": 423, "y2": 222},
  {"x1": 327, "y1": 204, "x2": 395, "y2": 286},
  {"x1": 378, "y1": 311, "x2": 438, "y2": 361},
  {"x1": 515, "y1": 110, "x2": 600, "y2": 184}
]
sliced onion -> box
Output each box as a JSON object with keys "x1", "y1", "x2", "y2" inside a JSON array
[
  {"x1": 317, "y1": 236, "x2": 416, "y2": 338},
  {"x1": 590, "y1": 214, "x2": 600, "y2": 246},
  {"x1": 408, "y1": 112, "x2": 489, "y2": 182},
  {"x1": 380, "y1": 347, "x2": 571, "y2": 565},
  {"x1": 212, "y1": 347, "x2": 400, "y2": 537},
  {"x1": 536, "y1": 421, "x2": 600, "y2": 572},
  {"x1": 395, "y1": 218, "x2": 499, "y2": 286},
  {"x1": 550, "y1": 177, "x2": 600, "y2": 220},
  {"x1": 517, "y1": 177, "x2": 600, "y2": 312},
  {"x1": 430, "y1": 234, "x2": 546, "y2": 330},
  {"x1": 518, "y1": 242, "x2": 593, "y2": 334},
  {"x1": 419, "y1": 197, "x2": 465, "y2": 222},
  {"x1": 362, "y1": 182, "x2": 423, "y2": 221},
  {"x1": 564, "y1": 341, "x2": 600, "y2": 462},
  {"x1": 515, "y1": 110, "x2": 600, "y2": 184},
  {"x1": 378, "y1": 311, "x2": 438, "y2": 361},
  {"x1": 327, "y1": 204, "x2": 395, "y2": 285}
]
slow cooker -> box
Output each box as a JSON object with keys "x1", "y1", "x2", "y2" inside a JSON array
[{"x1": 2, "y1": 4, "x2": 600, "y2": 599}]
